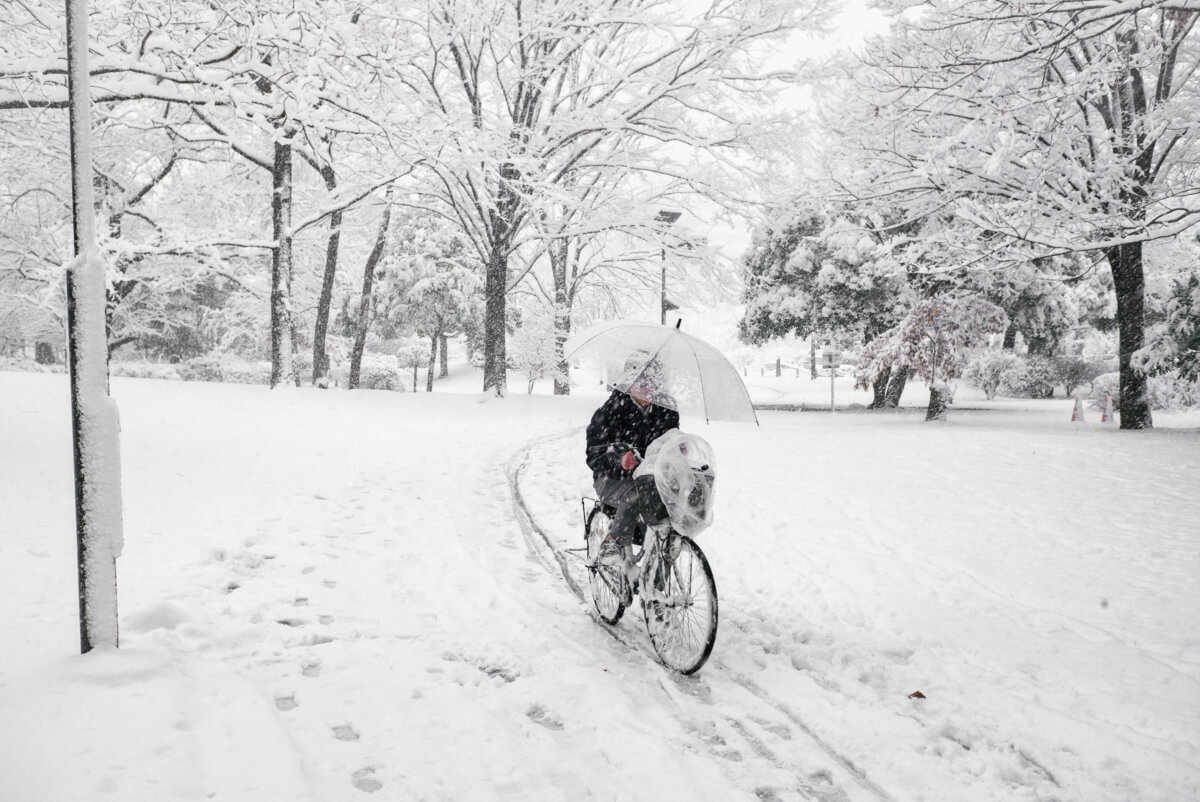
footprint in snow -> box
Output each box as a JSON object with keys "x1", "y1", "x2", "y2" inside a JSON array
[
  {"x1": 332, "y1": 724, "x2": 360, "y2": 742},
  {"x1": 275, "y1": 695, "x2": 298, "y2": 711},
  {"x1": 442, "y1": 652, "x2": 520, "y2": 684},
  {"x1": 352, "y1": 767, "x2": 383, "y2": 793},
  {"x1": 301, "y1": 661, "x2": 321, "y2": 678},
  {"x1": 526, "y1": 705, "x2": 564, "y2": 730}
]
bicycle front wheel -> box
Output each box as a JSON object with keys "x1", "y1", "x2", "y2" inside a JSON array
[
  {"x1": 585, "y1": 505, "x2": 626, "y2": 625},
  {"x1": 643, "y1": 535, "x2": 718, "y2": 675}
]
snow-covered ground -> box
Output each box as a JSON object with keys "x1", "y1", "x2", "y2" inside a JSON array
[{"x1": 2, "y1": 368, "x2": 1197, "y2": 802}]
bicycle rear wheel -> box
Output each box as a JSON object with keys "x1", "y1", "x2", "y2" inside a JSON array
[
  {"x1": 643, "y1": 535, "x2": 718, "y2": 675},
  {"x1": 585, "y1": 505, "x2": 626, "y2": 625}
]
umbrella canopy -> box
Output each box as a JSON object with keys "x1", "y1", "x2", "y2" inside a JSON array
[{"x1": 563, "y1": 320, "x2": 758, "y2": 424}]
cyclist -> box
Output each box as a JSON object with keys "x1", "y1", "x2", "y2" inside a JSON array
[{"x1": 585, "y1": 352, "x2": 678, "y2": 555}]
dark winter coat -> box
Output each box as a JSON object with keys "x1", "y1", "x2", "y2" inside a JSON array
[{"x1": 585, "y1": 390, "x2": 680, "y2": 482}]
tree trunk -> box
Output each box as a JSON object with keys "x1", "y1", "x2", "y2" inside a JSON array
[
  {"x1": 349, "y1": 195, "x2": 393, "y2": 389},
  {"x1": 312, "y1": 165, "x2": 342, "y2": 388},
  {"x1": 482, "y1": 245, "x2": 509, "y2": 396},
  {"x1": 290, "y1": 317, "x2": 301, "y2": 387},
  {"x1": 549, "y1": 237, "x2": 573, "y2": 396},
  {"x1": 883, "y1": 367, "x2": 908, "y2": 407},
  {"x1": 482, "y1": 246, "x2": 510, "y2": 395},
  {"x1": 412, "y1": 363, "x2": 418, "y2": 393},
  {"x1": 870, "y1": 365, "x2": 891, "y2": 409},
  {"x1": 1026, "y1": 334, "x2": 1053, "y2": 357},
  {"x1": 35, "y1": 341, "x2": 56, "y2": 364},
  {"x1": 426, "y1": 335, "x2": 436, "y2": 392},
  {"x1": 1105, "y1": 242, "x2": 1153, "y2": 429},
  {"x1": 553, "y1": 298, "x2": 572, "y2": 396},
  {"x1": 925, "y1": 383, "x2": 949, "y2": 421},
  {"x1": 269, "y1": 135, "x2": 296, "y2": 389},
  {"x1": 482, "y1": 161, "x2": 521, "y2": 397},
  {"x1": 439, "y1": 334, "x2": 449, "y2": 378},
  {"x1": 809, "y1": 340, "x2": 817, "y2": 380},
  {"x1": 1002, "y1": 322, "x2": 1018, "y2": 350}
]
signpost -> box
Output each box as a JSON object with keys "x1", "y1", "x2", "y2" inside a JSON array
[{"x1": 822, "y1": 347, "x2": 841, "y2": 412}]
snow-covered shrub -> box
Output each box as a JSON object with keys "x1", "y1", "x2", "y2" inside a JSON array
[
  {"x1": 1088, "y1": 371, "x2": 1199, "y2": 411},
  {"x1": 177, "y1": 355, "x2": 271, "y2": 385},
  {"x1": 0, "y1": 355, "x2": 61, "y2": 373},
  {"x1": 178, "y1": 356, "x2": 225, "y2": 382},
  {"x1": 221, "y1": 361, "x2": 271, "y2": 385},
  {"x1": 1089, "y1": 373, "x2": 1120, "y2": 409},
  {"x1": 1148, "y1": 370, "x2": 1200, "y2": 409},
  {"x1": 110, "y1": 361, "x2": 182, "y2": 381},
  {"x1": 1053, "y1": 356, "x2": 1108, "y2": 397},
  {"x1": 1002, "y1": 355, "x2": 1057, "y2": 398},
  {"x1": 293, "y1": 351, "x2": 313, "y2": 384},
  {"x1": 964, "y1": 350, "x2": 1021, "y2": 399},
  {"x1": 359, "y1": 353, "x2": 405, "y2": 391}
]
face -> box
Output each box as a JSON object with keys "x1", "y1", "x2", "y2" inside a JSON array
[{"x1": 629, "y1": 381, "x2": 653, "y2": 407}]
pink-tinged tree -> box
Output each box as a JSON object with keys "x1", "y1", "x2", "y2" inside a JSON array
[{"x1": 856, "y1": 296, "x2": 1008, "y2": 421}]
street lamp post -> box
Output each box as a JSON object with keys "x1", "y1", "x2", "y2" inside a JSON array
[{"x1": 654, "y1": 210, "x2": 681, "y2": 325}]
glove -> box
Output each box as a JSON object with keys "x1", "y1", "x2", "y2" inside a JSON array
[{"x1": 621, "y1": 450, "x2": 639, "y2": 471}]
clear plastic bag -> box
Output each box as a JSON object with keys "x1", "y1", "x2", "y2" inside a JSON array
[{"x1": 634, "y1": 429, "x2": 717, "y2": 537}]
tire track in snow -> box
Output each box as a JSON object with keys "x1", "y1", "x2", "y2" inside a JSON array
[
  {"x1": 505, "y1": 430, "x2": 586, "y2": 602},
  {"x1": 508, "y1": 429, "x2": 897, "y2": 802}
]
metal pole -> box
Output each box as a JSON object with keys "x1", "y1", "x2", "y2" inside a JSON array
[
  {"x1": 660, "y1": 248, "x2": 667, "y2": 325},
  {"x1": 653, "y1": 209, "x2": 680, "y2": 325},
  {"x1": 66, "y1": 0, "x2": 121, "y2": 652}
]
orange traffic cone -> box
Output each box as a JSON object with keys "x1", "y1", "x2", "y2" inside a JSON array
[
  {"x1": 1071, "y1": 396, "x2": 1085, "y2": 422},
  {"x1": 1101, "y1": 395, "x2": 1114, "y2": 423}
]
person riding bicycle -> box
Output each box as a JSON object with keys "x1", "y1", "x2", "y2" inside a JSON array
[{"x1": 585, "y1": 352, "x2": 678, "y2": 554}]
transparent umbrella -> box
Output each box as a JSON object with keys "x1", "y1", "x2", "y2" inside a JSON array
[{"x1": 563, "y1": 320, "x2": 758, "y2": 424}]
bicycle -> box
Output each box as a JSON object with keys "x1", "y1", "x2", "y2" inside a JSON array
[{"x1": 580, "y1": 431, "x2": 719, "y2": 675}]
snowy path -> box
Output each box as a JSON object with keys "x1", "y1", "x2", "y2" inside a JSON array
[{"x1": 2, "y1": 371, "x2": 1197, "y2": 801}]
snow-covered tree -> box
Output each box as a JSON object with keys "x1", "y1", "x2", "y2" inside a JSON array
[
  {"x1": 964, "y1": 350, "x2": 1022, "y2": 400},
  {"x1": 829, "y1": 1, "x2": 1200, "y2": 429},
  {"x1": 508, "y1": 301, "x2": 560, "y2": 395},
  {"x1": 393, "y1": 221, "x2": 483, "y2": 392},
  {"x1": 1141, "y1": 268, "x2": 1200, "y2": 382},
  {"x1": 738, "y1": 204, "x2": 916, "y2": 406},
  {"x1": 395, "y1": 337, "x2": 429, "y2": 393},
  {"x1": 386, "y1": 0, "x2": 825, "y2": 396}
]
